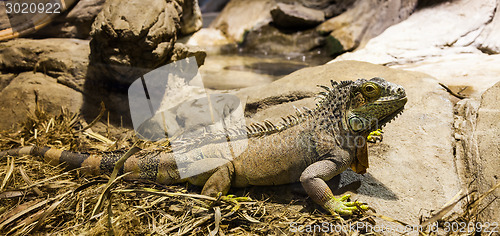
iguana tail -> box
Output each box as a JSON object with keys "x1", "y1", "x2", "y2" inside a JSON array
[
  {"x1": 0, "y1": 146, "x2": 184, "y2": 184},
  {"x1": 0, "y1": 146, "x2": 89, "y2": 169},
  {"x1": 0, "y1": 0, "x2": 79, "y2": 41}
]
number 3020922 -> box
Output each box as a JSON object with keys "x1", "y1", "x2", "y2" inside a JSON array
[{"x1": 5, "y1": 2, "x2": 61, "y2": 14}]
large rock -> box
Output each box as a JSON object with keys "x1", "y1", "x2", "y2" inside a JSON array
[
  {"x1": 89, "y1": 0, "x2": 204, "y2": 85},
  {"x1": 0, "y1": 72, "x2": 83, "y2": 130},
  {"x1": 455, "y1": 82, "x2": 500, "y2": 223},
  {"x1": 89, "y1": 0, "x2": 182, "y2": 84},
  {"x1": 0, "y1": 38, "x2": 89, "y2": 92},
  {"x1": 334, "y1": 0, "x2": 500, "y2": 98},
  {"x1": 84, "y1": 0, "x2": 206, "y2": 127},
  {"x1": 210, "y1": 0, "x2": 274, "y2": 43},
  {"x1": 270, "y1": 3, "x2": 325, "y2": 29},
  {"x1": 475, "y1": 0, "x2": 500, "y2": 54},
  {"x1": 317, "y1": 0, "x2": 419, "y2": 54},
  {"x1": 210, "y1": 0, "x2": 356, "y2": 44},
  {"x1": 209, "y1": 0, "x2": 369, "y2": 57},
  {"x1": 241, "y1": 25, "x2": 325, "y2": 56},
  {"x1": 179, "y1": 28, "x2": 231, "y2": 54},
  {"x1": 180, "y1": 0, "x2": 203, "y2": 35},
  {"x1": 236, "y1": 60, "x2": 461, "y2": 225},
  {"x1": 0, "y1": 38, "x2": 89, "y2": 130}
]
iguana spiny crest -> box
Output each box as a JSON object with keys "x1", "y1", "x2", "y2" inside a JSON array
[{"x1": 166, "y1": 77, "x2": 407, "y2": 154}]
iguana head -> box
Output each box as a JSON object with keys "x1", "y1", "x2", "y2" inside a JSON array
[{"x1": 344, "y1": 77, "x2": 407, "y2": 135}]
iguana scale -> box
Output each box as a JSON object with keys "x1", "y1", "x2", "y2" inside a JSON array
[{"x1": 0, "y1": 77, "x2": 407, "y2": 216}]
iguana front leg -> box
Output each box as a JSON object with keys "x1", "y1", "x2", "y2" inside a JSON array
[{"x1": 300, "y1": 159, "x2": 367, "y2": 217}]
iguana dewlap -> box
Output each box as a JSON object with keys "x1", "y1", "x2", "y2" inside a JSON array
[{"x1": 0, "y1": 77, "x2": 407, "y2": 216}]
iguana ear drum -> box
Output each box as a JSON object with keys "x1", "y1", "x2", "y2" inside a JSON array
[{"x1": 348, "y1": 117, "x2": 365, "y2": 132}]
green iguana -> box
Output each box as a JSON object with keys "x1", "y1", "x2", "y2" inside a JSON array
[{"x1": 0, "y1": 77, "x2": 407, "y2": 216}]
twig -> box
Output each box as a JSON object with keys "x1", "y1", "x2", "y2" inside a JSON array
[{"x1": 439, "y1": 83, "x2": 467, "y2": 99}]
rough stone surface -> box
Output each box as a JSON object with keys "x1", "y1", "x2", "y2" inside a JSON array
[
  {"x1": 0, "y1": 72, "x2": 83, "y2": 130},
  {"x1": 237, "y1": 60, "x2": 460, "y2": 225},
  {"x1": 179, "y1": 28, "x2": 231, "y2": 54},
  {"x1": 317, "y1": 0, "x2": 419, "y2": 53},
  {"x1": 180, "y1": 0, "x2": 203, "y2": 35},
  {"x1": 210, "y1": 0, "x2": 274, "y2": 42},
  {"x1": 270, "y1": 2, "x2": 325, "y2": 29},
  {"x1": 475, "y1": 0, "x2": 500, "y2": 54},
  {"x1": 455, "y1": 83, "x2": 500, "y2": 224},
  {"x1": 89, "y1": 0, "x2": 183, "y2": 84},
  {"x1": 0, "y1": 38, "x2": 89, "y2": 92},
  {"x1": 88, "y1": 0, "x2": 204, "y2": 83},
  {"x1": 241, "y1": 25, "x2": 325, "y2": 56},
  {"x1": 334, "y1": 0, "x2": 500, "y2": 98},
  {"x1": 170, "y1": 43, "x2": 207, "y2": 68},
  {"x1": 0, "y1": 38, "x2": 88, "y2": 130},
  {"x1": 209, "y1": 0, "x2": 360, "y2": 55}
]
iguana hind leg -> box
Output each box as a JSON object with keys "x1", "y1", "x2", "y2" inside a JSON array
[
  {"x1": 201, "y1": 162, "x2": 235, "y2": 196},
  {"x1": 300, "y1": 159, "x2": 368, "y2": 217}
]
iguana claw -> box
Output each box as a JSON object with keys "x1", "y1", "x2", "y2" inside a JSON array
[
  {"x1": 324, "y1": 194, "x2": 368, "y2": 217},
  {"x1": 367, "y1": 129, "x2": 383, "y2": 143},
  {"x1": 214, "y1": 193, "x2": 252, "y2": 214}
]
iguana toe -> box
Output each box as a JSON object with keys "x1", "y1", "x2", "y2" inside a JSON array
[
  {"x1": 214, "y1": 193, "x2": 252, "y2": 214},
  {"x1": 324, "y1": 194, "x2": 368, "y2": 216},
  {"x1": 220, "y1": 194, "x2": 252, "y2": 203},
  {"x1": 367, "y1": 129, "x2": 384, "y2": 143}
]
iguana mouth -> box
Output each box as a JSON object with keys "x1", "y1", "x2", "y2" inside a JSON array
[{"x1": 377, "y1": 97, "x2": 407, "y2": 127}]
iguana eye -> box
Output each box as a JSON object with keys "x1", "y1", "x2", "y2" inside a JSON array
[
  {"x1": 361, "y1": 82, "x2": 381, "y2": 98},
  {"x1": 349, "y1": 117, "x2": 364, "y2": 132}
]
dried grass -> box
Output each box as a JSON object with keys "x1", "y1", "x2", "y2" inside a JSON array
[{"x1": 0, "y1": 104, "x2": 496, "y2": 235}]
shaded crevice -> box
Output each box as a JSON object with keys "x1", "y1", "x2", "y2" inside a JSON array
[{"x1": 417, "y1": 0, "x2": 452, "y2": 9}]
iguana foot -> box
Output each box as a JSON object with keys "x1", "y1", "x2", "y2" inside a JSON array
[
  {"x1": 219, "y1": 194, "x2": 252, "y2": 204},
  {"x1": 214, "y1": 193, "x2": 252, "y2": 213},
  {"x1": 367, "y1": 129, "x2": 383, "y2": 143},
  {"x1": 323, "y1": 194, "x2": 368, "y2": 217}
]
